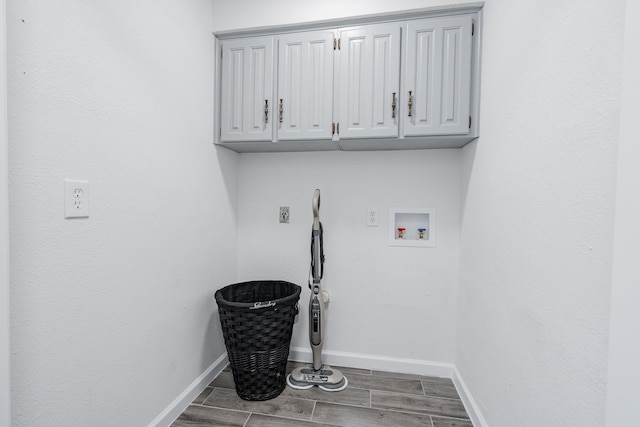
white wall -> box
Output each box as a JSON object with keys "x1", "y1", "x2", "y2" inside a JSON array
[
  {"x1": 7, "y1": 1, "x2": 237, "y2": 425},
  {"x1": 1, "y1": 0, "x2": 10, "y2": 425},
  {"x1": 214, "y1": 0, "x2": 471, "y2": 372},
  {"x1": 5, "y1": 1, "x2": 633, "y2": 426},
  {"x1": 237, "y1": 151, "x2": 461, "y2": 364},
  {"x1": 216, "y1": 7, "x2": 631, "y2": 427},
  {"x1": 457, "y1": 1, "x2": 625, "y2": 426},
  {"x1": 605, "y1": 0, "x2": 640, "y2": 425}
]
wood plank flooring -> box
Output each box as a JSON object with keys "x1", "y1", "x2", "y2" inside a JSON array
[{"x1": 172, "y1": 361, "x2": 472, "y2": 426}]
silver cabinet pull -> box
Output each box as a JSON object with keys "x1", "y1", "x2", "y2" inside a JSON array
[
  {"x1": 264, "y1": 100, "x2": 269, "y2": 123},
  {"x1": 279, "y1": 99, "x2": 283, "y2": 123},
  {"x1": 392, "y1": 92, "x2": 397, "y2": 119},
  {"x1": 408, "y1": 91, "x2": 413, "y2": 117}
]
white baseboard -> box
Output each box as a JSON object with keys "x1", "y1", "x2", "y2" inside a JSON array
[
  {"x1": 452, "y1": 366, "x2": 488, "y2": 427},
  {"x1": 148, "y1": 352, "x2": 229, "y2": 427},
  {"x1": 288, "y1": 346, "x2": 454, "y2": 378}
]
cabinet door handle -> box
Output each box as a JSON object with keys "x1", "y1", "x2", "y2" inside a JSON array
[
  {"x1": 264, "y1": 100, "x2": 269, "y2": 124},
  {"x1": 392, "y1": 92, "x2": 397, "y2": 119},
  {"x1": 408, "y1": 91, "x2": 413, "y2": 117},
  {"x1": 279, "y1": 99, "x2": 284, "y2": 124}
]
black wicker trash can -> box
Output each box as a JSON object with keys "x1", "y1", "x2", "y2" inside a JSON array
[{"x1": 215, "y1": 280, "x2": 301, "y2": 401}]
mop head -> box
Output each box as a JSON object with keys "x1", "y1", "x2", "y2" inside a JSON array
[{"x1": 286, "y1": 365, "x2": 348, "y2": 392}]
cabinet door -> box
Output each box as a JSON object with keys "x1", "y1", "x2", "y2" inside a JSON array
[
  {"x1": 220, "y1": 37, "x2": 274, "y2": 142},
  {"x1": 404, "y1": 16, "x2": 473, "y2": 136},
  {"x1": 278, "y1": 31, "x2": 335, "y2": 140},
  {"x1": 337, "y1": 23, "x2": 401, "y2": 139}
]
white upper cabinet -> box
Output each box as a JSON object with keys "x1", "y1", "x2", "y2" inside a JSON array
[
  {"x1": 403, "y1": 16, "x2": 473, "y2": 137},
  {"x1": 215, "y1": 6, "x2": 482, "y2": 152},
  {"x1": 220, "y1": 37, "x2": 274, "y2": 142},
  {"x1": 337, "y1": 23, "x2": 401, "y2": 139},
  {"x1": 277, "y1": 31, "x2": 335, "y2": 141}
]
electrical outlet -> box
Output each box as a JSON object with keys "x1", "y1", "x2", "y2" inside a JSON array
[
  {"x1": 64, "y1": 179, "x2": 89, "y2": 218},
  {"x1": 366, "y1": 207, "x2": 378, "y2": 226},
  {"x1": 279, "y1": 206, "x2": 290, "y2": 223}
]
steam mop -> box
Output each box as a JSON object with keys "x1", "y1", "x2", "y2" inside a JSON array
[{"x1": 286, "y1": 189, "x2": 348, "y2": 392}]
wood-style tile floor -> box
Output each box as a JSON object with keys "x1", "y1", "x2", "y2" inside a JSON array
[{"x1": 172, "y1": 361, "x2": 473, "y2": 426}]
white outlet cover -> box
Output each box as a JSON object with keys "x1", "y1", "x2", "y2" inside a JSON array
[
  {"x1": 366, "y1": 207, "x2": 378, "y2": 226},
  {"x1": 64, "y1": 179, "x2": 89, "y2": 218}
]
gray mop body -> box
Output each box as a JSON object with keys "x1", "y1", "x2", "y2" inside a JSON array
[{"x1": 286, "y1": 189, "x2": 348, "y2": 392}]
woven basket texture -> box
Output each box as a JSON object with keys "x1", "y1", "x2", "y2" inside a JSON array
[{"x1": 215, "y1": 281, "x2": 301, "y2": 401}]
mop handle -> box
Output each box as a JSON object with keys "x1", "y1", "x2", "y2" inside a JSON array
[
  {"x1": 311, "y1": 189, "x2": 323, "y2": 284},
  {"x1": 312, "y1": 189, "x2": 320, "y2": 231}
]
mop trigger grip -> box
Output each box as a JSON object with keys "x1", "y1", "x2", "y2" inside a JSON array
[{"x1": 310, "y1": 223, "x2": 324, "y2": 282}]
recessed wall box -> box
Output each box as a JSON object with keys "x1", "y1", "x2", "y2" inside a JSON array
[{"x1": 388, "y1": 207, "x2": 436, "y2": 247}]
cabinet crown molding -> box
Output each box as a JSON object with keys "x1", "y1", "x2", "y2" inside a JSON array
[{"x1": 213, "y1": 2, "x2": 484, "y2": 39}]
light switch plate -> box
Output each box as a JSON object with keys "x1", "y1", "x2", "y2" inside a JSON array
[{"x1": 64, "y1": 179, "x2": 89, "y2": 218}]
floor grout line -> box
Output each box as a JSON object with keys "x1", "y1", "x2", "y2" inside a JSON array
[
  {"x1": 374, "y1": 407, "x2": 471, "y2": 422},
  {"x1": 241, "y1": 411, "x2": 250, "y2": 427},
  {"x1": 310, "y1": 399, "x2": 317, "y2": 422},
  {"x1": 212, "y1": 388, "x2": 468, "y2": 415}
]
